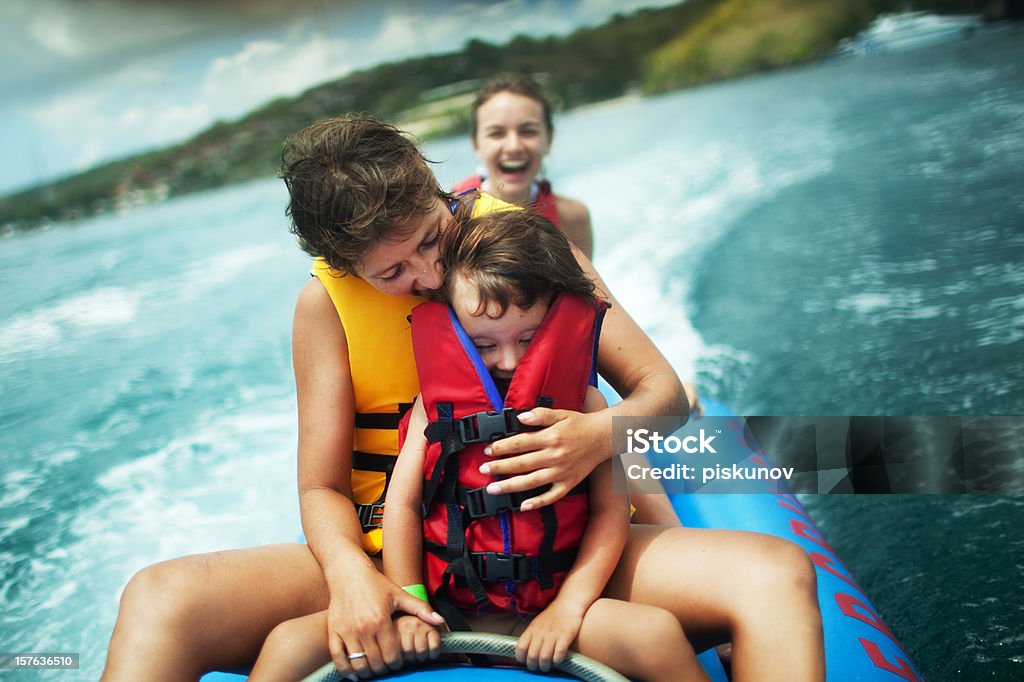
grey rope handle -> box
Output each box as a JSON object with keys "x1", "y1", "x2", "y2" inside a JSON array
[{"x1": 301, "y1": 630, "x2": 630, "y2": 682}]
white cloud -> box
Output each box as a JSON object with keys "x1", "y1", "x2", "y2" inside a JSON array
[
  {"x1": 28, "y1": 9, "x2": 83, "y2": 57},
  {"x1": 365, "y1": 0, "x2": 574, "y2": 62},
  {"x1": 199, "y1": 34, "x2": 351, "y2": 121}
]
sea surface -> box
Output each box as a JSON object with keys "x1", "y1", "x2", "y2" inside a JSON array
[{"x1": 2, "y1": 22, "x2": 1022, "y2": 681}]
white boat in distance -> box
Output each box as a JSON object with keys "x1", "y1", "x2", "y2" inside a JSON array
[{"x1": 838, "y1": 11, "x2": 983, "y2": 57}]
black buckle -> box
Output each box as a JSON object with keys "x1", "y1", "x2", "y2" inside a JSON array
[
  {"x1": 459, "y1": 408, "x2": 520, "y2": 443},
  {"x1": 464, "y1": 487, "x2": 518, "y2": 519},
  {"x1": 472, "y1": 552, "x2": 533, "y2": 582},
  {"x1": 356, "y1": 502, "x2": 385, "y2": 530}
]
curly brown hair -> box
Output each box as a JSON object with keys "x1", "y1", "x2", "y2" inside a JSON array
[
  {"x1": 280, "y1": 114, "x2": 446, "y2": 275},
  {"x1": 437, "y1": 203, "x2": 599, "y2": 317}
]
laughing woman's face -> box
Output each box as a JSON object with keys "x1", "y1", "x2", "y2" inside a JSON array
[{"x1": 472, "y1": 91, "x2": 552, "y2": 204}]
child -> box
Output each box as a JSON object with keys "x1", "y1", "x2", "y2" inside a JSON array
[{"x1": 383, "y1": 206, "x2": 710, "y2": 681}]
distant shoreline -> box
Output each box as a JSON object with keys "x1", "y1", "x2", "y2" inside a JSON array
[{"x1": 2, "y1": 1, "x2": 1011, "y2": 234}]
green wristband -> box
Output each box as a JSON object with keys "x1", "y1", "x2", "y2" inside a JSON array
[{"x1": 402, "y1": 583, "x2": 429, "y2": 603}]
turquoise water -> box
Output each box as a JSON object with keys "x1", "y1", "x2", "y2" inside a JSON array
[{"x1": 2, "y1": 23, "x2": 1023, "y2": 681}]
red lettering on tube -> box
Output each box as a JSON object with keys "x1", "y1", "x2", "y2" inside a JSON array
[
  {"x1": 809, "y1": 552, "x2": 860, "y2": 593},
  {"x1": 860, "y1": 638, "x2": 920, "y2": 682},
  {"x1": 789, "y1": 518, "x2": 831, "y2": 553},
  {"x1": 836, "y1": 592, "x2": 896, "y2": 642}
]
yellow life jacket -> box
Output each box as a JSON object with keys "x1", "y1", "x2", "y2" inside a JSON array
[{"x1": 313, "y1": 191, "x2": 515, "y2": 554}]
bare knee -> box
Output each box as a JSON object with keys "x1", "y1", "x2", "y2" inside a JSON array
[
  {"x1": 735, "y1": 537, "x2": 821, "y2": 625},
  {"x1": 762, "y1": 538, "x2": 818, "y2": 602},
  {"x1": 118, "y1": 557, "x2": 210, "y2": 632},
  {"x1": 591, "y1": 602, "x2": 705, "y2": 682},
  {"x1": 262, "y1": 617, "x2": 323, "y2": 662},
  {"x1": 250, "y1": 614, "x2": 329, "y2": 681},
  {"x1": 104, "y1": 558, "x2": 214, "y2": 680}
]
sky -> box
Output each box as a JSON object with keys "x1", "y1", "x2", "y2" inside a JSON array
[{"x1": 0, "y1": 0, "x2": 680, "y2": 196}]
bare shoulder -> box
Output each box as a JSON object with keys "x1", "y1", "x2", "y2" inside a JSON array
[
  {"x1": 555, "y1": 195, "x2": 594, "y2": 259},
  {"x1": 556, "y1": 195, "x2": 591, "y2": 230},
  {"x1": 293, "y1": 277, "x2": 347, "y2": 360}
]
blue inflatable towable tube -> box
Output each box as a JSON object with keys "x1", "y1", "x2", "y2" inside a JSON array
[
  {"x1": 203, "y1": 396, "x2": 921, "y2": 681},
  {"x1": 653, "y1": 397, "x2": 923, "y2": 681}
]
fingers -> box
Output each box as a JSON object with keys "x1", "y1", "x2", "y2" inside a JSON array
[
  {"x1": 394, "y1": 592, "x2": 445, "y2": 626},
  {"x1": 331, "y1": 625, "x2": 403, "y2": 678},
  {"x1": 427, "y1": 626, "x2": 442, "y2": 659},
  {"x1": 374, "y1": 625, "x2": 404, "y2": 673},
  {"x1": 515, "y1": 631, "x2": 532, "y2": 666},
  {"x1": 486, "y1": 407, "x2": 567, "y2": 457},
  {"x1": 520, "y1": 633, "x2": 557, "y2": 672},
  {"x1": 481, "y1": 451, "x2": 547, "y2": 478},
  {"x1": 484, "y1": 431, "x2": 544, "y2": 460},
  {"x1": 328, "y1": 631, "x2": 356, "y2": 680},
  {"x1": 519, "y1": 483, "x2": 569, "y2": 511},
  {"x1": 403, "y1": 624, "x2": 441, "y2": 662},
  {"x1": 485, "y1": 469, "x2": 551, "y2": 497}
]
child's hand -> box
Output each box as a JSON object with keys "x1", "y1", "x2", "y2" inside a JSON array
[
  {"x1": 516, "y1": 600, "x2": 586, "y2": 672},
  {"x1": 394, "y1": 614, "x2": 442, "y2": 663}
]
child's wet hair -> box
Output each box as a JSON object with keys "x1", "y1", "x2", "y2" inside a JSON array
[
  {"x1": 436, "y1": 202, "x2": 599, "y2": 317},
  {"x1": 279, "y1": 114, "x2": 448, "y2": 275}
]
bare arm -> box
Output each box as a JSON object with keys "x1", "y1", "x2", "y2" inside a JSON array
[
  {"x1": 544, "y1": 387, "x2": 628, "y2": 610},
  {"x1": 485, "y1": 250, "x2": 688, "y2": 508},
  {"x1": 382, "y1": 398, "x2": 429, "y2": 589},
  {"x1": 556, "y1": 195, "x2": 594, "y2": 261},
  {"x1": 292, "y1": 279, "x2": 440, "y2": 674},
  {"x1": 293, "y1": 278, "x2": 369, "y2": 584},
  {"x1": 516, "y1": 387, "x2": 630, "y2": 669}
]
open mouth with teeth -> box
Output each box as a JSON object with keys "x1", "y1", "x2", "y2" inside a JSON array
[{"x1": 497, "y1": 159, "x2": 530, "y2": 174}]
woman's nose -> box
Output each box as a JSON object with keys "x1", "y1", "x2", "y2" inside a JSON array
[
  {"x1": 503, "y1": 132, "x2": 523, "y2": 151},
  {"x1": 413, "y1": 254, "x2": 443, "y2": 292}
]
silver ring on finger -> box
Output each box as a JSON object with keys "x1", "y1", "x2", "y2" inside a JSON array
[{"x1": 347, "y1": 651, "x2": 367, "y2": 661}]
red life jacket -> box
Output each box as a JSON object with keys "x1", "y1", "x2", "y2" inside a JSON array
[
  {"x1": 409, "y1": 293, "x2": 606, "y2": 616},
  {"x1": 452, "y1": 175, "x2": 560, "y2": 226}
]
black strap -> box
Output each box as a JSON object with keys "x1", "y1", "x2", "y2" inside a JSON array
[
  {"x1": 538, "y1": 506, "x2": 558, "y2": 589},
  {"x1": 351, "y1": 450, "x2": 395, "y2": 474},
  {"x1": 425, "y1": 407, "x2": 533, "y2": 446},
  {"x1": 469, "y1": 548, "x2": 577, "y2": 583},
  {"x1": 454, "y1": 480, "x2": 589, "y2": 519},
  {"x1": 351, "y1": 451, "x2": 396, "y2": 532},
  {"x1": 424, "y1": 543, "x2": 578, "y2": 585},
  {"x1": 422, "y1": 403, "x2": 459, "y2": 515},
  {"x1": 354, "y1": 403, "x2": 413, "y2": 430}
]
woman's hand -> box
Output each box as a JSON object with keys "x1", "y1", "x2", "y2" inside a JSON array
[
  {"x1": 325, "y1": 564, "x2": 444, "y2": 679},
  {"x1": 480, "y1": 408, "x2": 606, "y2": 510},
  {"x1": 516, "y1": 599, "x2": 587, "y2": 672}
]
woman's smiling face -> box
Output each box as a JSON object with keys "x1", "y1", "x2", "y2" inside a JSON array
[
  {"x1": 472, "y1": 91, "x2": 552, "y2": 203},
  {"x1": 356, "y1": 196, "x2": 453, "y2": 297}
]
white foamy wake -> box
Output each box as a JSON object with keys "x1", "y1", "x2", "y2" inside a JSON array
[
  {"x1": 3, "y1": 393, "x2": 302, "y2": 680},
  {"x1": 0, "y1": 243, "x2": 282, "y2": 363},
  {"x1": 0, "y1": 287, "x2": 142, "y2": 361}
]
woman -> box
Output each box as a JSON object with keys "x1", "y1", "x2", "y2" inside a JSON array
[
  {"x1": 102, "y1": 115, "x2": 822, "y2": 682},
  {"x1": 453, "y1": 73, "x2": 594, "y2": 259},
  {"x1": 455, "y1": 73, "x2": 703, "y2": 420}
]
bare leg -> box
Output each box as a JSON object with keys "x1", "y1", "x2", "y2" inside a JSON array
[
  {"x1": 606, "y1": 525, "x2": 824, "y2": 682},
  {"x1": 574, "y1": 599, "x2": 709, "y2": 682},
  {"x1": 101, "y1": 543, "x2": 329, "y2": 682},
  {"x1": 249, "y1": 611, "x2": 334, "y2": 682}
]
